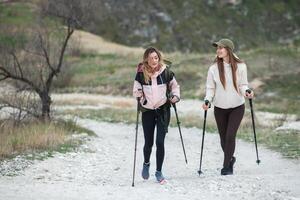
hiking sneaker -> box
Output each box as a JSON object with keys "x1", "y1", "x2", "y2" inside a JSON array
[
  {"x1": 142, "y1": 163, "x2": 150, "y2": 180},
  {"x1": 155, "y1": 171, "x2": 165, "y2": 183},
  {"x1": 221, "y1": 167, "x2": 233, "y2": 175},
  {"x1": 229, "y1": 156, "x2": 236, "y2": 173}
]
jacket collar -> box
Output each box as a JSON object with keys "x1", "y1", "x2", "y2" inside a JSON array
[{"x1": 151, "y1": 64, "x2": 166, "y2": 78}]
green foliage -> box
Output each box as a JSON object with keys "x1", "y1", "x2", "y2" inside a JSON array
[
  {"x1": 64, "y1": 53, "x2": 139, "y2": 95},
  {"x1": 62, "y1": 108, "x2": 137, "y2": 124},
  {"x1": 238, "y1": 126, "x2": 300, "y2": 159},
  {"x1": 78, "y1": 0, "x2": 300, "y2": 52},
  {"x1": 256, "y1": 72, "x2": 300, "y2": 116},
  {"x1": 0, "y1": 34, "x2": 27, "y2": 48},
  {"x1": 0, "y1": 2, "x2": 34, "y2": 26},
  {"x1": 1, "y1": 1, "x2": 300, "y2": 52},
  {"x1": 62, "y1": 46, "x2": 300, "y2": 116}
]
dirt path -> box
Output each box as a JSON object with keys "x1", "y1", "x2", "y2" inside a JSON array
[{"x1": 0, "y1": 118, "x2": 299, "y2": 200}]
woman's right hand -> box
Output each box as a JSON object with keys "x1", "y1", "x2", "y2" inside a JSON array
[
  {"x1": 202, "y1": 100, "x2": 210, "y2": 110},
  {"x1": 135, "y1": 89, "x2": 143, "y2": 98},
  {"x1": 202, "y1": 103, "x2": 209, "y2": 110}
]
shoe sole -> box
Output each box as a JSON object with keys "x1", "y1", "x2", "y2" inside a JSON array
[{"x1": 221, "y1": 172, "x2": 233, "y2": 175}]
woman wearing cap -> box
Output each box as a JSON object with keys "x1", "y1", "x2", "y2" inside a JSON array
[
  {"x1": 133, "y1": 47, "x2": 180, "y2": 183},
  {"x1": 202, "y1": 38, "x2": 254, "y2": 175}
]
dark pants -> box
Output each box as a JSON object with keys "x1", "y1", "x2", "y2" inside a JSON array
[
  {"x1": 214, "y1": 104, "x2": 245, "y2": 168},
  {"x1": 142, "y1": 106, "x2": 170, "y2": 172}
]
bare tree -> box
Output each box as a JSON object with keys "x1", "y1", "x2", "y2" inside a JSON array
[
  {"x1": 0, "y1": 89, "x2": 40, "y2": 125},
  {"x1": 0, "y1": 0, "x2": 93, "y2": 121}
]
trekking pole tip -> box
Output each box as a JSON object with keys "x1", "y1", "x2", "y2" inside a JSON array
[
  {"x1": 197, "y1": 170, "x2": 203, "y2": 175},
  {"x1": 256, "y1": 159, "x2": 261, "y2": 165}
]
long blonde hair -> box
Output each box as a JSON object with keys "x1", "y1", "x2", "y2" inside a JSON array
[
  {"x1": 142, "y1": 47, "x2": 164, "y2": 84},
  {"x1": 214, "y1": 47, "x2": 243, "y2": 92}
]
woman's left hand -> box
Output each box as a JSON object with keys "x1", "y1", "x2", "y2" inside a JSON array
[
  {"x1": 245, "y1": 90, "x2": 254, "y2": 99},
  {"x1": 170, "y1": 95, "x2": 179, "y2": 104}
]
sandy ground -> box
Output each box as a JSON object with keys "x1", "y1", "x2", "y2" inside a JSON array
[{"x1": 0, "y1": 118, "x2": 299, "y2": 200}]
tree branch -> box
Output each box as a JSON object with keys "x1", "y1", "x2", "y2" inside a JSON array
[
  {"x1": 0, "y1": 65, "x2": 41, "y2": 94},
  {"x1": 11, "y1": 52, "x2": 24, "y2": 78},
  {"x1": 46, "y1": 23, "x2": 74, "y2": 90},
  {"x1": 0, "y1": 103, "x2": 40, "y2": 119},
  {"x1": 37, "y1": 32, "x2": 57, "y2": 76}
]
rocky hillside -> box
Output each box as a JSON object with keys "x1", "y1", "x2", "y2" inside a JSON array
[
  {"x1": 2, "y1": 0, "x2": 299, "y2": 52},
  {"x1": 79, "y1": 0, "x2": 300, "y2": 52}
]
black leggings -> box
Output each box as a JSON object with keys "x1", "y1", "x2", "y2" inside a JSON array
[
  {"x1": 142, "y1": 107, "x2": 170, "y2": 172},
  {"x1": 214, "y1": 104, "x2": 245, "y2": 168}
]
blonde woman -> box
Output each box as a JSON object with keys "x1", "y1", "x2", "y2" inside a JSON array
[{"x1": 133, "y1": 47, "x2": 180, "y2": 183}]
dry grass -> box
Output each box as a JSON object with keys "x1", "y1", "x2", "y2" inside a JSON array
[
  {"x1": 111, "y1": 100, "x2": 133, "y2": 108},
  {"x1": 71, "y1": 30, "x2": 144, "y2": 56},
  {"x1": 52, "y1": 93, "x2": 135, "y2": 109},
  {"x1": 0, "y1": 120, "x2": 75, "y2": 160}
]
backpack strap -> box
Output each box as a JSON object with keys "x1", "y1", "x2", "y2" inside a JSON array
[
  {"x1": 135, "y1": 63, "x2": 146, "y2": 85},
  {"x1": 164, "y1": 65, "x2": 174, "y2": 99}
]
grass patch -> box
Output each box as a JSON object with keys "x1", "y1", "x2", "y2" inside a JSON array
[
  {"x1": 0, "y1": 2, "x2": 34, "y2": 26},
  {"x1": 255, "y1": 72, "x2": 300, "y2": 116},
  {"x1": 60, "y1": 107, "x2": 217, "y2": 130},
  {"x1": 64, "y1": 53, "x2": 139, "y2": 95},
  {"x1": 62, "y1": 47, "x2": 300, "y2": 116},
  {"x1": 61, "y1": 108, "x2": 137, "y2": 124},
  {"x1": 63, "y1": 52, "x2": 210, "y2": 98},
  {"x1": 0, "y1": 119, "x2": 95, "y2": 160},
  {"x1": 238, "y1": 126, "x2": 300, "y2": 159}
]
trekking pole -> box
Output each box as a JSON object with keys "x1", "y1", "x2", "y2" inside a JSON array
[
  {"x1": 132, "y1": 96, "x2": 141, "y2": 187},
  {"x1": 246, "y1": 89, "x2": 261, "y2": 165},
  {"x1": 172, "y1": 103, "x2": 188, "y2": 164},
  {"x1": 198, "y1": 100, "x2": 210, "y2": 175}
]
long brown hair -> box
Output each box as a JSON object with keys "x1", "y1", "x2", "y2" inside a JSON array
[
  {"x1": 214, "y1": 47, "x2": 243, "y2": 92},
  {"x1": 142, "y1": 47, "x2": 164, "y2": 84}
]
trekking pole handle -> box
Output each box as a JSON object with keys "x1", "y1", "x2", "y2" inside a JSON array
[
  {"x1": 204, "y1": 100, "x2": 211, "y2": 108},
  {"x1": 246, "y1": 89, "x2": 254, "y2": 97},
  {"x1": 246, "y1": 89, "x2": 252, "y2": 94},
  {"x1": 246, "y1": 89, "x2": 253, "y2": 106},
  {"x1": 136, "y1": 88, "x2": 142, "y2": 101}
]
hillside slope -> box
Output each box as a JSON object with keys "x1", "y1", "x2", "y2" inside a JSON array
[
  {"x1": 77, "y1": 0, "x2": 300, "y2": 52},
  {"x1": 72, "y1": 30, "x2": 144, "y2": 55}
]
